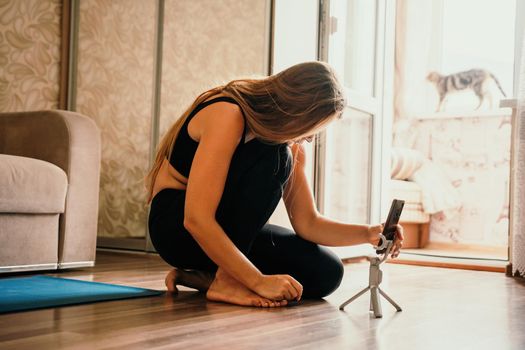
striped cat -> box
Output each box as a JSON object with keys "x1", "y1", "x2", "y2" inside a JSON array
[{"x1": 427, "y1": 69, "x2": 506, "y2": 111}]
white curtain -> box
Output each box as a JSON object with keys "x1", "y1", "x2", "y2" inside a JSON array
[
  {"x1": 512, "y1": 25, "x2": 525, "y2": 277},
  {"x1": 394, "y1": 0, "x2": 443, "y2": 120}
]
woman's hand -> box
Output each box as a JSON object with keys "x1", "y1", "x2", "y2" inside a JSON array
[
  {"x1": 390, "y1": 224, "x2": 404, "y2": 258},
  {"x1": 367, "y1": 223, "x2": 384, "y2": 247},
  {"x1": 367, "y1": 223, "x2": 404, "y2": 258},
  {"x1": 253, "y1": 274, "x2": 303, "y2": 302}
]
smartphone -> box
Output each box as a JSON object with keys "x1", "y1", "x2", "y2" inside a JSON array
[{"x1": 376, "y1": 199, "x2": 405, "y2": 254}]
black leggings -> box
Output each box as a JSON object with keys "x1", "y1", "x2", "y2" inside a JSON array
[{"x1": 148, "y1": 141, "x2": 344, "y2": 298}]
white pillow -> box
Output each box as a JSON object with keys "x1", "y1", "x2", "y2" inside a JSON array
[{"x1": 391, "y1": 147, "x2": 425, "y2": 180}]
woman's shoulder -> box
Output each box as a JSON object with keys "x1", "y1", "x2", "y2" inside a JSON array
[
  {"x1": 202, "y1": 94, "x2": 239, "y2": 107},
  {"x1": 200, "y1": 95, "x2": 243, "y2": 117},
  {"x1": 195, "y1": 96, "x2": 245, "y2": 143},
  {"x1": 199, "y1": 96, "x2": 243, "y2": 122}
]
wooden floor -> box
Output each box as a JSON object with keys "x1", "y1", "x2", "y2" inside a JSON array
[{"x1": 1, "y1": 250, "x2": 524, "y2": 350}]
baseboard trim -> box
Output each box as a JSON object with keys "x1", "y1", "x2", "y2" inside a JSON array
[
  {"x1": 97, "y1": 237, "x2": 147, "y2": 251},
  {"x1": 342, "y1": 256, "x2": 369, "y2": 264},
  {"x1": 58, "y1": 261, "x2": 95, "y2": 269},
  {"x1": 386, "y1": 258, "x2": 506, "y2": 273},
  {"x1": 0, "y1": 263, "x2": 58, "y2": 273},
  {"x1": 506, "y1": 263, "x2": 513, "y2": 276}
]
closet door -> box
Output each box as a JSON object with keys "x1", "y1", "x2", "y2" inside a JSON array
[
  {"x1": 158, "y1": 0, "x2": 271, "y2": 139},
  {"x1": 74, "y1": 0, "x2": 157, "y2": 247},
  {"x1": 148, "y1": 0, "x2": 272, "y2": 251}
]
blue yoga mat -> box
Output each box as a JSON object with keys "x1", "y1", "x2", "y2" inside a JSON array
[{"x1": 0, "y1": 275, "x2": 164, "y2": 314}]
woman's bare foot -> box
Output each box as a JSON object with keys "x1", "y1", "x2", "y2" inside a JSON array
[
  {"x1": 206, "y1": 269, "x2": 287, "y2": 308},
  {"x1": 165, "y1": 269, "x2": 179, "y2": 293},
  {"x1": 165, "y1": 268, "x2": 215, "y2": 293}
]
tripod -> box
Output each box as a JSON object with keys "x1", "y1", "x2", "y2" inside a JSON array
[{"x1": 339, "y1": 240, "x2": 402, "y2": 318}]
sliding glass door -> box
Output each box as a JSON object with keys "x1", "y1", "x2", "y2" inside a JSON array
[{"x1": 318, "y1": 0, "x2": 395, "y2": 258}]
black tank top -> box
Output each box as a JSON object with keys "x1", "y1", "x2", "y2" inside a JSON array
[{"x1": 169, "y1": 96, "x2": 248, "y2": 178}]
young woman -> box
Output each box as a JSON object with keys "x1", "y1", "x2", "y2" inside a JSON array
[{"x1": 146, "y1": 61, "x2": 404, "y2": 308}]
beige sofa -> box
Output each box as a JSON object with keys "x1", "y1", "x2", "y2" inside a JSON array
[{"x1": 0, "y1": 110, "x2": 101, "y2": 273}]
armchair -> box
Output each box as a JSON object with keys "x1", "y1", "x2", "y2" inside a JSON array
[{"x1": 0, "y1": 110, "x2": 101, "y2": 272}]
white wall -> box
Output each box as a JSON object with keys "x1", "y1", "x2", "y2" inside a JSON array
[{"x1": 269, "y1": 0, "x2": 319, "y2": 229}]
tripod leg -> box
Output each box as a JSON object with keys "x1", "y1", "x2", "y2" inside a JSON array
[
  {"x1": 378, "y1": 287, "x2": 402, "y2": 312},
  {"x1": 370, "y1": 287, "x2": 382, "y2": 318},
  {"x1": 339, "y1": 286, "x2": 370, "y2": 310}
]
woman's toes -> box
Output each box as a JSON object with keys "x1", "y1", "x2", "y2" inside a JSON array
[
  {"x1": 165, "y1": 269, "x2": 179, "y2": 294},
  {"x1": 251, "y1": 298, "x2": 290, "y2": 308}
]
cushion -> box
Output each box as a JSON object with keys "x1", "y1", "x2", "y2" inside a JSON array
[
  {"x1": 0, "y1": 154, "x2": 67, "y2": 214},
  {"x1": 389, "y1": 179, "x2": 423, "y2": 204},
  {"x1": 390, "y1": 147, "x2": 425, "y2": 180}
]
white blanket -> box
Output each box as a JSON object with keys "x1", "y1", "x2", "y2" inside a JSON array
[{"x1": 409, "y1": 158, "x2": 461, "y2": 216}]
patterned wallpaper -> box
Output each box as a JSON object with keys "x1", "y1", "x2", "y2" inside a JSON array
[
  {"x1": 0, "y1": 0, "x2": 61, "y2": 112},
  {"x1": 76, "y1": 0, "x2": 269, "y2": 238},
  {"x1": 75, "y1": 0, "x2": 156, "y2": 238},
  {"x1": 159, "y1": 0, "x2": 268, "y2": 138}
]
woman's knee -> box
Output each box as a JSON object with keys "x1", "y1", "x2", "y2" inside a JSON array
[
  {"x1": 250, "y1": 225, "x2": 345, "y2": 299},
  {"x1": 306, "y1": 248, "x2": 344, "y2": 298}
]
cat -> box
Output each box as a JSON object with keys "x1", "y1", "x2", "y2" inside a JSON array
[{"x1": 426, "y1": 69, "x2": 506, "y2": 111}]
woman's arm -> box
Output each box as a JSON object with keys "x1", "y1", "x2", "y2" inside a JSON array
[
  {"x1": 183, "y1": 103, "x2": 302, "y2": 299},
  {"x1": 183, "y1": 103, "x2": 263, "y2": 287},
  {"x1": 283, "y1": 143, "x2": 383, "y2": 247}
]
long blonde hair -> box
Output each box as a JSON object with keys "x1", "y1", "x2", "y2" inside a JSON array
[{"x1": 145, "y1": 61, "x2": 346, "y2": 202}]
